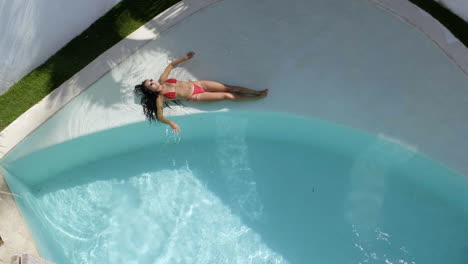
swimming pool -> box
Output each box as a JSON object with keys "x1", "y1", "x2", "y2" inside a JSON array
[
  {"x1": 2, "y1": 112, "x2": 468, "y2": 263},
  {"x1": 1, "y1": 0, "x2": 468, "y2": 262}
]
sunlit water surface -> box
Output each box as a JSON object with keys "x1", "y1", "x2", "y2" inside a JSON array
[{"x1": 2, "y1": 112, "x2": 468, "y2": 264}]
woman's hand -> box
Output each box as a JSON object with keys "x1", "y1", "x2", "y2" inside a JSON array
[
  {"x1": 169, "y1": 51, "x2": 195, "y2": 67},
  {"x1": 186, "y1": 51, "x2": 195, "y2": 60},
  {"x1": 170, "y1": 122, "x2": 180, "y2": 133}
]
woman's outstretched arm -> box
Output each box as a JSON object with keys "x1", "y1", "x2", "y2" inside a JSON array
[
  {"x1": 159, "y1": 51, "x2": 195, "y2": 82},
  {"x1": 155, "y1": 96, "x2": 180, "y2": 132}
]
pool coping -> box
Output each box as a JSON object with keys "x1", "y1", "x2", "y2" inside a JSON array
[
  {"x1": 369, "y1": 0, "x2": 468, "y2": 76},
  {"x1": 0, "y1": 0, "x2": 467, "y2": 261},
  {"x1": 0, "y1": 0, "x2": 221, "y2": 261}
]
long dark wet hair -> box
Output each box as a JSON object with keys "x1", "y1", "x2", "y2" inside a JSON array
[{"x1": 134, "y1": 80, "x2": 183, "y2": 122}]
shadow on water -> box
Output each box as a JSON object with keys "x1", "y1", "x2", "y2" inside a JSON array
[{"x1": 3, "y1": 112, "x2": 468, "y2": 264}]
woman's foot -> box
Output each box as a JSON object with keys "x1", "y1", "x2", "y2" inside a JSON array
[{"x1": 258, "y1": 89, "x2": 269, "y2": 97}]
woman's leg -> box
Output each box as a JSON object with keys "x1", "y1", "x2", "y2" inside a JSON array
[
  {"x1": 188, "y1": 92, "x2": 265, "y2": 102},
  {"x1": 193, "y1": 80, "x2": 268, "y2": 95}
]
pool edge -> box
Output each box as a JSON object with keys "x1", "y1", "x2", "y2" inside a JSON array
[{"x1": 368, "y1": 0, "x2": 468, "y2": 75}]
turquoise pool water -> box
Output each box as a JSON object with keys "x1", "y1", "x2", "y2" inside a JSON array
[{"x1": 2, "y1": 112, "x2": 468, "y2": 264}]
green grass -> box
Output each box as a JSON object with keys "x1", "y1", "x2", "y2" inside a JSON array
[{"x1": 0, "y1": 0, "x2": 179, "y2": 131}]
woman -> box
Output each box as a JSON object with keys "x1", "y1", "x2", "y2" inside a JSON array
[{"x1": 134, "y1": 51, "x2": 268, "y2": 132}]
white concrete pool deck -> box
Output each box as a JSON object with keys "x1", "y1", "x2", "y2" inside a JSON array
[{"x1": 1, "y1": 0, "x2": 468, "y2": 261}]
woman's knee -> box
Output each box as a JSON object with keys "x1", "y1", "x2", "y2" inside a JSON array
[
  {"x1": 224, "y1": 93, "x2": 236, "y2": 100},
  {"x1": 187, "y1": 94, "x2": 199, "y2": 101}
]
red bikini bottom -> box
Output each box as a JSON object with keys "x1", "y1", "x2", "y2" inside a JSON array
[
  {"x1": 187, "y1": 84, "x2": 206, "y2": 101},
  {"x1": 192, "y1": 84, "x2": 205, "y2": 95}
]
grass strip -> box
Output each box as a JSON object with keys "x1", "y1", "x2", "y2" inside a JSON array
[{"x1": 0, "y1": 0, "x2": 179, "y2": 131}]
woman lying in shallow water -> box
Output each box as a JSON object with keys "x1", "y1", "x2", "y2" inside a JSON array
[{"x1": 134, "y1": 51, "x2": 268, "y2": 132}]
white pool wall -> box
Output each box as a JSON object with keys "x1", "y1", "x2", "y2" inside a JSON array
[{"x1": 0, "y1": 0, "x2": 123, "y2": 95}]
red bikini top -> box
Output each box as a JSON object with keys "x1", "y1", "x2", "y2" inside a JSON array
[{"x1": 162, "y1": 78, "x2": 177, "y2": 99}]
